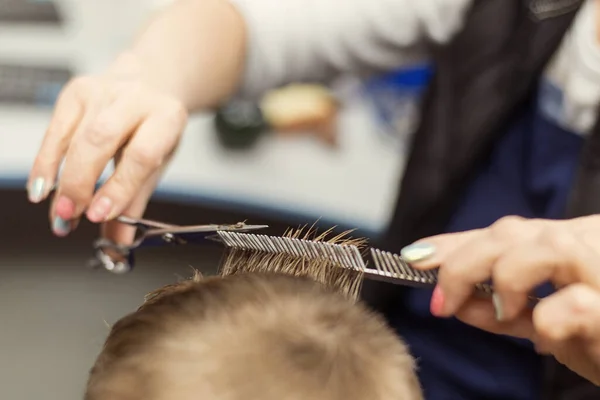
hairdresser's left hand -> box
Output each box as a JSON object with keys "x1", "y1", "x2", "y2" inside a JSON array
[{"x1": 401, "y1": 215, "x2": 600, "y2": 385}]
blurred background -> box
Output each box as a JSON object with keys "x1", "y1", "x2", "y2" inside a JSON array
[{"x1": 0, "y1": 0, "x2": 430, "y2": 398}]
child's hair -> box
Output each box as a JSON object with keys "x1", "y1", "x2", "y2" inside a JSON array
[
  {"x1": 84, "y1": 272, "x2": 423, "y2": 400},
  {"x1": 219, "y1": 225, "x2": 369, "y2": 301}
]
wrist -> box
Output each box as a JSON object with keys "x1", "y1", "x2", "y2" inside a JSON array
[
  {"x1": 106, "y1": 50, "x2": 191, "y2": 107},
  {"x1": 106, "y1": 51, "x2": 145, "y2": 77}
]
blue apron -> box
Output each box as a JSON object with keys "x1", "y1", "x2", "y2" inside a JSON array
[{"x1": 389, "y1": 81, "x2": 585, "y2": 399}]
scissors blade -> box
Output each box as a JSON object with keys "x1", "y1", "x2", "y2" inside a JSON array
[
  {"x1": 140, "y1": 223, "x2": 270, "y2": 245},
  {"x1": 90, "y1": 218, "x2": 269, "y2": 275},
  {"x1": 116, "y1": 215, "x2": 179, "y2": 230},
  {"x1": 149, "y1": 223, "x2": 270, "y2": 235}
]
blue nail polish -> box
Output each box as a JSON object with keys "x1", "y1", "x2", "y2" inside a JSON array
[
  {"x1": 492, "y1": 292, "x2": 504, "y2": 321},
  {"x1": 28, "y1": 177, "x2": 45, "y2": 203},
  {"x1": 52, "y1": 216, "x2": 71, "y2": 236},
  {"x1": 400, "y1": 242, "x2": 436, "y2": 263}
]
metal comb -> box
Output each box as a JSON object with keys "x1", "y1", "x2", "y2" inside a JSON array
[
  {"x1": 217, "y1": 231, "x2": 366, "y2": 272},
  {"x1": 92, "y1": 220, "x2": 538, "y2": 302},
  {"x1": 217, "y1": 231, "x2": 534, "y2": 300},
  {"x1": 368, "y1": 248, "x2": 494, "y2": 295}
]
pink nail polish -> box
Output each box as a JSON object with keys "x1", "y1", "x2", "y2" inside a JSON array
[
  {"x1": 430, "y1": 285, "x2": 445, "y2": 317},
  {"x1": 87, "y1": 197, "x2": 112, "y2": 223},
  {"x1": 55, "y1": 196, "x2": 75, "y2": 220}
]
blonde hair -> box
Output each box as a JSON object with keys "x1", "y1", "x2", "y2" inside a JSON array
[
  {"x1": 85, "y1": 272, "x2": 422, "y2": 400},
  {"x1": 219, "y1": 226, "x2": 368, "y2": 300}
]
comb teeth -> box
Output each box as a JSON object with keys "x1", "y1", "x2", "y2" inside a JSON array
[
  {"x1": 369, "y1": 248, "x2": 495, "y2": 294},
  {"x1": 217, "y1": 231, "x2": 496, "y2": 294},
  {"x1": 217, "y1": 231, "x2": 367, "y2": 272},
  {"x1": 369, "y1": 248, "x2": 438, "y2": 285}
]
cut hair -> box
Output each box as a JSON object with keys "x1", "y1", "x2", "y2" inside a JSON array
[
  {"x1": 84, "y1": 272, "x2": 423, "y2": 400},
  {"x1": 218, "y1": 225, "x2": 367, "y2": 300}
]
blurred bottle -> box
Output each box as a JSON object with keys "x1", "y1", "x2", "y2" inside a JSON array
[
  {"x1": 260, "y1": 84, "x2": 339, "y2": 147},
  {"x1": 363, "y1": 64, "x2": 432, "y2": 151},
  {"x1": 215, "y1": 84, "x2": 340, "y2": 151},
  {"x1": 214, "y1": 99, "x2": 266, "y2": 150}
]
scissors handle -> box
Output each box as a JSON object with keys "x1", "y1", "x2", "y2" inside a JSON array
[{"x1": 89, "y1": 217, "x2": 268, "y2": 274}]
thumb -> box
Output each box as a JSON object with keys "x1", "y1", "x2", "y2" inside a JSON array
[
  {"x1": 533, "y1": 284, "x2": 600, "y2": 386},
  {"x1": 533, "y1": 284, "x2": 600, "y2": 346}
]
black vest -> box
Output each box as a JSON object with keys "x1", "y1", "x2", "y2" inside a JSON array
[
  {"x1": 383, "y1": 0, "x2": 589, "y2": 250},
  {"x1": 374, "y1": 0, "x2": 600, "y2": 398}
]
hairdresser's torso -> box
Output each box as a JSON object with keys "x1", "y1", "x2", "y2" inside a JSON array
[
  {"x1": 235, "y1": 0, "x2": 600, "y2": 397},
  {"x1": 372, "y1": 0, "x2": 600, "y2": 399}
]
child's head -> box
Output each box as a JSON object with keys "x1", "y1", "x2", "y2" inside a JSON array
[{"x1": 85, "y1": 272, "x2": 423, "y2": 400}]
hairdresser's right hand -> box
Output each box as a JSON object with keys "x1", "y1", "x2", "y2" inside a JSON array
[
  {"x1": 404, "y1": 216, "x2": 600, "y2": 385},
  {"x1": 27, "y1": 52, "x2": 188, "y2": 245}
]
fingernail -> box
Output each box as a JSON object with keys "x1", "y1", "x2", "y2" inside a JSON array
[
  {"x1": 55, "y1": 195, "x2": 75, "y2": 220},
  {"x1": 87, "y1": 197, "x2": 112, "y2": 222},
  {"x1": 28, "y1": 177, "x2": 45, "y2": 203},
  {"x1": 430, "y1": 285, "x2": 445, "y2": 317},
  {"x1": 52, "y1": 216, "x2": 71, "y2": 237},
  {"x1": 401, "y1": 242, "x2": 436, "y2": 263},
  {"x1": 492, "y1": 292, "x2": 504, "y2": 321}
]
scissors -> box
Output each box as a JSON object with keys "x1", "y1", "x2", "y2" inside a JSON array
[{"x1": 88, "y1": 215, "x2": 269, "y2": 274}]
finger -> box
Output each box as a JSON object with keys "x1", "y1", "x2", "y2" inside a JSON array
[
  {"x1": 434, "y1": 232, "x2": 504, "y2": 317},
  {"x1": 100, "y1": 168, "x2": 162, "y2": 246},
  {"x1": 565, "y1": 214, "x2": 600, "y2": 233},
  {"x1": 57, "y1": 89, "x2": 149, "y2": 224},
  {"x1": 28, "y1": 79, "x2": 85, "y2": 203},
  {"x1": 533, "y1": 283, "x2": 600, "y2": 344},
  {"x1": 491, "y1": 226, "x2": 600, "y2": 322},
  {"x1": 90, "y1": 101, "x2": 186, "y2": 221},
  {"x1": 541, "y1": 337, "x2": 600, "y2": 386},
  {"x1": 495, "y1": 227, "x2": 600, "y2": 300},
  {"x1": 95, "y1": 154, "x2": 159, "y2": 269},
  {"x1": 48, "y1": 106, "x2": 102, "y2": 236},
  {"x1": 491, "y1": 230, "x2": 574, "y2": 321},
  {"x1": 401, "y1": 229, "x2": 483, "y2": 267},
  {"x1": 405, "y1": 216, "x2": 546, "y2": 268},
  {"x1": 49, "y1": 193, "x2": 77, "y2": 237},
  {"x1": 491, "y1": 241, "x2": 554, "y2": 321},
  {"x1": 434, "y1": 217, "x2": 547, "y2": 317},
  {"x1": 455, "y1": 296, "x2": 535, "y2": 339}
]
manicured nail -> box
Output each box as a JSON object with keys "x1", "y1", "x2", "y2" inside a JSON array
[
  {"x1": 87, "y1": 196, "x2": 113, "y2": 222},
  {"x1": 492, "y1": 292, "x2": 504, "y2": 321},
  {"x1": 28, "y1": 177, "x2": 45, "y2": 203},
  {"x1": 52, "y1": 216, "x2": 71, "y2": 237},
  {"x1": 401, "y1": 242, "x2": 436, "y2": 263},
  {"x1": 55, "y1": 195, "x2": 75, "y2": 220},
  {"x1": 430, "y1": 285, "x2": 445, "y2": 316}
]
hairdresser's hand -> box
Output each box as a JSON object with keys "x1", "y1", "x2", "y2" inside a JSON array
[
  {"x1": 27, "y1": 52, "x2": 188, "y2": 244},
  {"x1": 401, "y1": 215, "x2": 600, "y2": 385}
]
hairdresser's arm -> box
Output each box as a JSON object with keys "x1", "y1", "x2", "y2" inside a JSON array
[
  {"x1": 28, "y1": 0, "x2": 248, "y2": 244},
  {"x1": 110, "y1": 0, "x2": 247, "y2": 111},
  {"x1": 125, "y1": 0, "x2": 475, "y2": 103},
  {"x1": 230, "y1": 0, "x2": 473, "y2": 97},
  {"x1": 28, "y1": 0, "x2": 473, "y2": 245},
  {"x1": 401, "y1": 216, "x2": 600, "y2": 385}
]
